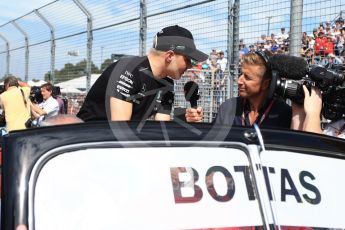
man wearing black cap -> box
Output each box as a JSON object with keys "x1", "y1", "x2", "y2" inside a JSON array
[{"x1": 77, "y1": 25, "x2": 208, "y2": 122}]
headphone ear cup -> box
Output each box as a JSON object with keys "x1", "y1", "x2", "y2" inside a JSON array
[{"x1": 268, "y1": 70, "x2": 278, "y2": 100}]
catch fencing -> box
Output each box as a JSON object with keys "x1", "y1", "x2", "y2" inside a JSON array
[{"x1": 0, "y1": 0, "x2": 344, "y2": 121}]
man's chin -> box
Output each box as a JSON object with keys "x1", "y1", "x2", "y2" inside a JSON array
[
  {"x1": 170, "y1": 74, "x2": 182, "y2": 80},
  {"x1": 238, "y1": 92, "x2": 248, "y2": 98}
]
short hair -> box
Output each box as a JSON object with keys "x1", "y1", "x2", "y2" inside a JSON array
[
  {"x1": 41, "y1": 82, "x2": 54, "y2": 92},
  {"x1": 241, "y1": 51, "x2": 272, "y2": 79},
  {"x1": 149, "y1": 48, "x2": 164, "y2": 56},
  {"x1": 4, "y1": 76, "x2": 19, "y2": 87}
]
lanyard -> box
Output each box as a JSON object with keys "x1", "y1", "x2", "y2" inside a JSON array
[
  {"x1": 335, "y1": 122, "x2": 345, "y2": 137},
  {"x1": 241, "y1": 99, "x2": 275, "y2": 126}
]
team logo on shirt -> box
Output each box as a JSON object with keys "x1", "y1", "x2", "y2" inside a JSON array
[
  {"x1": 116, "y1": 70, "x2": 134, "y2": 98},
  {"x1": 269, "y1": 114, "x2": 279, "y2": 119},
  {"x1": 141, "y1": 83, "x2": 146, "y2": 93}
]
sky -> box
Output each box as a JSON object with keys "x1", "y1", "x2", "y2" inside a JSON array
[
  {"x1": 0, "y1": 0, "x2": 343, "y2": 81},
  {"x1": 0, "y1": 0, "x2": 232, "y2": 80},
  {"x1": 0, "y1": 0, "x2": 53, "y2": 25}
]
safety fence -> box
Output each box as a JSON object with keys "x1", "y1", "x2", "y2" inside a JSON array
[{"x1": 0, "y1": 0, "x2": 344, "y2": 122}]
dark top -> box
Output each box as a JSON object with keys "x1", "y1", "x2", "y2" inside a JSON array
[
  {"x1": 214, "y1": 97, "x2": 292, "y2": 129},
  {"x1": 77, "y1": 56, "x2": 174, "y2": 121}
]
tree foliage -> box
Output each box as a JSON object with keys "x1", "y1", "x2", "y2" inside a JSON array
[
  {"x1": 100, "y1": 58, "x2": 113, "y2": 72},
  {"x1": 44, "y1": 59, "x2": 100, "y2": 83}
]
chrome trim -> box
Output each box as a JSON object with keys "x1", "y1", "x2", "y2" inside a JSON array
[{"x1": 254, "y1": 123, "x2": 265, "y2": 151}]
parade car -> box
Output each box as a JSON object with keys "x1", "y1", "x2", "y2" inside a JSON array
[{"x1": 1, "y1": 121, "x2": 345, "y2": 230}]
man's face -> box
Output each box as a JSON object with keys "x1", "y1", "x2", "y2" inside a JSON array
[
  {"x1": 237, "y1": 64, "x2": 268, "y2": 99},
  {"x1": 168, "y1": 52, "x2": 192, "y2": 79},
  {"x1": 41, "y1": 87, "x2": 52, "y2": 100}
]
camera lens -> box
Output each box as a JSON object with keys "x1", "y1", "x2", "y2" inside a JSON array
[{"x1": 276, "y1": 79, "x2": 304, "y2": 104}]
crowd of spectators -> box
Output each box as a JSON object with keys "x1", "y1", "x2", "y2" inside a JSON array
[{"x1": 239, "y1": 17, "x2": 345, "y2": 66}]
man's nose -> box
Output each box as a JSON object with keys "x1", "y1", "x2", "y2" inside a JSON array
[{"x1": 237, "y1": 74, "x2": 244, "y2": 84}]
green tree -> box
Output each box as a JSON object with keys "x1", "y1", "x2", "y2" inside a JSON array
[
  {"x1": 44, "y1": 60, "x2": 100, "y2": 84},
  {"x1": 100, "y1": 58, "x2": 113, "y2": 72}
]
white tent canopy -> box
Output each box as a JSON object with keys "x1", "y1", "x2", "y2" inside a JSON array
[
  {"x1": 28, "y1": 80, "x2": 47, "y2": 86},
  {"x1": 55, "y1": 74, "x2": 101, "y2": 90},
  {"x1": 60, "y1": 87, "x2": 85, "y2": 95}
]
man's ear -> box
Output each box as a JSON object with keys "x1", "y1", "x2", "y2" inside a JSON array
[
  {"x1": 262, "y1": 78, "x2": 270, "y2": 90},
  {"x1": 165, "y1": 50, "x2": 174, "y2": 63}
]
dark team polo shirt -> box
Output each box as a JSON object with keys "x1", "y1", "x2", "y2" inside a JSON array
[
  {"x1": 77, "y1": 56, "x2": 174, "y2": 122},
  {"x1": 214, "y1": 97, "x2": 292, "y2": 129}
]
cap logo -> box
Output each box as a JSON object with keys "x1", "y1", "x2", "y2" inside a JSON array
[{"x1": 175, "y1": 45, "x2": 186, "y2": 51}]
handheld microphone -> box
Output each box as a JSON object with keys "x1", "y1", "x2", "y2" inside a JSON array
[
  {"x1": 268, "y1": 54, "x2": 308, "y2": 80},
  {"x1": 184, "y1": 81, "x2": 200, "y2": 108}
]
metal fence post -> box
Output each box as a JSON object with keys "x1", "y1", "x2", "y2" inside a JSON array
[
  {"x1": 227, "y1": 0, "x2": 234, "y2": 99},
  {"x1": 232, "y1": 0, "x2": 240, "y2": 97},
  {"x1": 290, "y1": 0, "x2": 303, "y2": 57},
  {"x1": 73, "y1": 0, "x2": 93, "y2": 92},
  {"x1": 34, "y1": 9, "x2": 56, "y2": 84},
  {"x1": 11, "y1": 21, "x2": 29, "y2": 81},
  {"x1": 139, "y1": 0, "x2": 147, "y2": 57},
  {"x1": 209, "y1": 71, "x2": 215, "y2": 123},
  {"x1": 0, "y1": 34, "x2": 10, "y2": 77}
]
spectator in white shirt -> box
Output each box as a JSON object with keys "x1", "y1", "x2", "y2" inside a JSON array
[
  {"x1": 31, "y1": 83, "x2": 59, "y2": 124},
  {"x1": 217, "y1": 50, "x2": 228, "y2": 72},
  {"x1": 277, "y1": 27, "x2": 289, "y2": 45}
]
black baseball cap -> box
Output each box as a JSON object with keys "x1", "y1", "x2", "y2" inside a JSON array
[{"x1": 153, "y1": 25, "x2": 208, "y2": 62}]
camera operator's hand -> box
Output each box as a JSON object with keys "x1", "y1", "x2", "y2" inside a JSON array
[
  {"x1": 303, "y1": 85, "x2": 322, "y2": 116},
  {"x1": 290, "y1": 101, "x2": 305, "y2": 130},
  {"x1": 185, "y1": 107, "x2": 203, "y2": 122},
  {"x1": 302, "y1": 85, "x2": 322, "y2": 134}
]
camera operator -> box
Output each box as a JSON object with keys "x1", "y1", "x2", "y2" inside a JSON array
[
  {"x1": 0, "y1": 76, "x2": 31, "y2": 132},
  {"x1": 292, "y1": 85, "x2": 345, "y2": 138},
  {"x1": 31, "y1": 83, "x2": 59, "y2": 125}
]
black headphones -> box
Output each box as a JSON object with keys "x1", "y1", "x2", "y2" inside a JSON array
[{"x1": 254, "y1": 50, "x2": 269, "y2": 63}]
